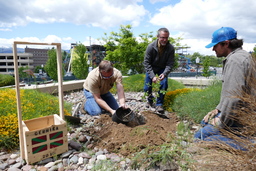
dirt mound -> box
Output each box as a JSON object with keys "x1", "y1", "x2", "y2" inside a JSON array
[{"x1": 87, "y1": 111, "x2": 178, "y2": 157}]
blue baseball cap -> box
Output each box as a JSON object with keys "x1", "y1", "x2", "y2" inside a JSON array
[{"x1": 205, "y1": 27, "x2": 237, "y2": 48}]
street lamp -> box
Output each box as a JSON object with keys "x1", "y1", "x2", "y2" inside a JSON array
[{"x1": 196, "y1": 57, "x2": 200, "y2": 78}]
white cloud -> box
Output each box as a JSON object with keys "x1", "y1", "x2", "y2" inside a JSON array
[
  {"x1": 150, "y1": 0, "x2": 256, "y2": 54},
  {"x1": 0, "y1": 28, "x2": 12, "y2": 31},
  {"x1": 151, "y1": 0, "x2": 256, "y2": 36},
  {"x1": 0, "y1": 0, "x2": 147, "y2": 28},
  {"x1": 150, "y1": 0, "x2": 169, "y2": 4}
]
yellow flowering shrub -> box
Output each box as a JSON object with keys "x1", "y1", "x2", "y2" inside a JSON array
[
  {"x1": 0, "y1": 88, "x2": 72, "y2": 151},
  {"x1": 164, "y1": 88, "x2": 201, "y2": 112}
]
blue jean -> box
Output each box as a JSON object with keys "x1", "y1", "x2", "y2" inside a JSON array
[
  {"x1": 144, "y1": 69, "x2": 168, "y2": 106},
  {"x1": 194, "y1": 113, "x2": 247, "y2": 150},
  {"x1": 83, "y1": 89, "x2": 119, "y2": 116}
]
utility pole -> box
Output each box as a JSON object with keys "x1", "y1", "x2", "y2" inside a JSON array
[{"x1": 89, "y1": 36, "x2": 93, "y2": 72}]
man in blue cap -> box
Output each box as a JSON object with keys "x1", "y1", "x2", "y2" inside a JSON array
[{"x1": 194, "y1": 27, "x2": 254, "y2": 149}]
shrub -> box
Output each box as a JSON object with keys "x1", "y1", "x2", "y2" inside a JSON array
[
  {"x1": 0, "y1": 74, "x2": 15, "y2": 87},
  {"x1": 0, "y1": 88, "x2": 72, "y2": 151}
]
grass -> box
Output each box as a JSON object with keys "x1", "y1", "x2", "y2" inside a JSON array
[
  {"x1": 172, "y1": 80, "x2": 222, "y2": 123},
  {"x1": 111, "y1": 74, "x2": 185, "y2": 93}
]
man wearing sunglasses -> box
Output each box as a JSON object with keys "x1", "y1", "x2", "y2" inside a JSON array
[
  {"x1": 83, "y1": 60, "x2": 127, "y2": 116},
  {"x1": 143, "y1": 28, "x2": 175, "y2": 113}
]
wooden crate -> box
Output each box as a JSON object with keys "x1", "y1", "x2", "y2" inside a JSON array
[{"x1": 22, "y1": 114, "x2": 68, "y2": 164}]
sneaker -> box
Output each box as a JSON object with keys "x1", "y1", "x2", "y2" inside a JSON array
[
  {"x1": 155, "y1": 105, "x2": 164, "y2": 113},
  {"x1": 146, "y1": 101, "x2": 155, "y2": 108}
]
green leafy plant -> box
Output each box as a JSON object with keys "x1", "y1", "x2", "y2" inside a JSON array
[{"x1": 142, "y1": 77, "x2": 168, "y2": 105}]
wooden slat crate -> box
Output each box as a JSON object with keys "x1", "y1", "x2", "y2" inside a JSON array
[{"x1": 22, "y1": 114, "x2": 68, "y2": 164}]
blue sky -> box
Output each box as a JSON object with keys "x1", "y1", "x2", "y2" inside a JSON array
[{"x1": 1, "y1": 0, "x2": 256, "y2": 55}]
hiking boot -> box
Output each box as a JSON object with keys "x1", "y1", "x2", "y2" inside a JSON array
[
  {"x1": 146, "y1": 101, "x2": 155, "y2": 108},
  {"x1": 156, "y1": 105, "x2": 164, "y2": 113}
]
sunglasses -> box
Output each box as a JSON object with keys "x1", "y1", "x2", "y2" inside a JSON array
[{"x1": 100, "y1": 72, "x2": 113, "y2": 79}]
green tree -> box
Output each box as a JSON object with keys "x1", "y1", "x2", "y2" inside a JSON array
[
  {"x1": 202, "y1": 57, "x2": 211, "y2": 77},
  {"x1": 44, "y1": 48, "x2": 64, "y2": 81},
  {"x1": 190, "y1": 52, "x2": 204, "y2": 64},
  {"x1": 102, "y1": 25, "x2": 147, "y2": 74},
  {"x1": 34, "y1": 65, "x2": 45, "y2": 73},
  {"x1": 102, "y1": 25, "x2": 182, "y2": 74},
  {"x1": 71, "y1": 43, "x2": 89, "y2": 79},
  {"x1": 18, "y1": 66, "x2": 29, "y2": 80}
]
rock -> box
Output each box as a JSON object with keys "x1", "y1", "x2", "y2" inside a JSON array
[
  {"x1": 10, "y1": 162, "x2": 22, "y2": 169},
  {"x1": 8, "y1": 159, "x2": 16, "y2": 165},
  {"x1": 62, "y1": 158, "x2": 69, "y2": 167},
  {"x1": 57, "y1": 162, "x2": 64, "y2": 171},
  {"x1": 36, "y1": 166, "x2": 48, "y2": 171},
  {"x1": 68, "y1": 140, "x2": 82, "y2": 151},
  {"x1": 38, "y1": 158, "x2": 54, "y2": 165},
  {"x1": 69, "y1": 155, "x2": 78, "y2": 164},
  {"x1": 78, "y1": 152, "x2": 91, "y2": 159},
  {"x1": 95, "y1": 150, "x2": 103, "y2": 156},
  {"x1": 0, "y1": 154, "x2": 11, "y2": 161},
  {"x1": 0, "y1": 163, "x2": 9, "y2": 170},
  {"x1": 48, "y1": 165, "x2": 58, "y2": 171},
  {"x1": 88, "y1": 156, "x2": 96, "y2": 164},
  {"x1": 21, "y1": 164, "x2": 32, "y2": 171},
  {"x1": 97, "y1": 155, "x2": 107, "y2": 160},
  {"x1": 78, "y1": 135, "x2": 88, "y2": 142},
  {"x1": 120, "y1": 160, "x2": 126, "y2": 168},
  {"x1": 61, "y1": 150, "x2": 74, "y2": 158},
  {"x1": 10, "y1": 154, "x2": 18, "y2": 159},
  {"x1": 103, "y1": 149, "x2": 108, "y2": 154},
  {"x1": 7, "y1": 167, "x2": 21, "y2": 171},
  {"x1": 44, "y1": 161, "x2": 55, "y2": 168},
  {"x1": 78, "y1": 157, "x2": 83, "y2": 165},
  {"x1": 86, "y1": 164, "x2": 93, "y2": 170}
]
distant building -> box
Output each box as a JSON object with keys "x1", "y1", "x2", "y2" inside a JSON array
[
  {"x1": 0, "y1": 53, "x2": 33, "y2": 75},
  {"x1": 25, "y1": 46, "x2": 49, "y2": 68}
]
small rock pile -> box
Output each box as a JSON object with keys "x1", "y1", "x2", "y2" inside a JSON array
[{"x1": 0, "y1": 146, "x2": 133, "y2": 171}]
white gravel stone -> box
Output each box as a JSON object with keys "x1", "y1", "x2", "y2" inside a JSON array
[{"x1": 97, "y1": 154, "x2": 107, "y2": 160}]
